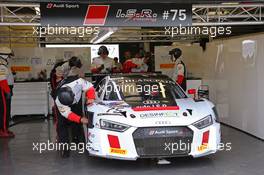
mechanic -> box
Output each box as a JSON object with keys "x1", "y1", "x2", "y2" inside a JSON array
[
  {"x1": 0, "y1": 47, "x2": 14, "y2": 138},
  {"x1": 169, "y1": 48, "x2": 187, "y2": 91},
  {"x1": 112, "y1": 57, "x2": 123, "y2": 73},
  {"x1": 50, "y1": 59, "x2": 67, "y2": 98},
  {"x1": 91, "y1": 46, "x2": 114, "y2": 74},
  {"x1": 50, "y1": 59, "x2": 67, "y2": 129},
  {"x1": 122, "y1": 52, "x2": 139, "y2": 73},
  {"x1": 55, "y1": 56, "x2": 95, "y2": 158}
]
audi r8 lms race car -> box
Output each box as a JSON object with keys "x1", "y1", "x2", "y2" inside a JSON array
[{"x1": 84, "y1": 73, "x2": 221, "y2": 160}]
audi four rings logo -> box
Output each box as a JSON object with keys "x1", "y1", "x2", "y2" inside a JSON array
[
  {"x1": 143, "y1": 100, "x2": 160, "y2": 105},
  {"x1": 155, "y1": 121, "x2": 171, "y2": 125}
]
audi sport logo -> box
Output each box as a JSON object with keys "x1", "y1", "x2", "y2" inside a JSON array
[
  {"x1": 46, "y1": 3, "x2": 80, "y2": 9},
  {"x1": 46, "y1": 3, "x2": 53, "y2": 8}
]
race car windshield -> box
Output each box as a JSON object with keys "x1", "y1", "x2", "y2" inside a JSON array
[{"x1": 114, "y1": 78, "x2": 187, "y2": 107}]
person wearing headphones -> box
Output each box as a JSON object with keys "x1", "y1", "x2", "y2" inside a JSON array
[
  {"x1": 169, "y1": 48, "x2": 187, "y2": 91},
  {"x1": 91, "y1": 46, "x2": 114, "y2": 74},
  {"x1": 0, "y1": 47, "x2": 14, "y2": 138},
  {"x1": 55, "y1": 56, "x2": 95, "y2": 158}
]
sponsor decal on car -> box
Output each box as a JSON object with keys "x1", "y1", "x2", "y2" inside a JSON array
[
  {"x1": 148, "y1": 127, "x2": 185, "y2": 137},
  {"x1": 140, "y1": 111, "x2": 179, "y2": 118},
  {"x1": 198, "y1": 144, "x2": 209, "y2": 152},
  {"x1": 109, "y1": 148, "x2": 127, "y2": 155}
]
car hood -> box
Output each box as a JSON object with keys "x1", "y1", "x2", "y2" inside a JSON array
[{"x1": 89, "y1": 98, "x2": 213, "y2": 127}]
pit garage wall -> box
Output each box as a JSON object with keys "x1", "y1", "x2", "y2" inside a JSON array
[
  {"x1": 10, "y1": 47, "x2": 91, "y2": 80},
  {"x1": 155, "y1": 32, "x2": 264, "y2": 139}
]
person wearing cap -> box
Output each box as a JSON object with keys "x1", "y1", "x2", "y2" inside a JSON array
[
  {"x1": 55, "y1": 56, "x2": 95, "y2": 158},
  {"x1": 169, "y1": 48, "x2": 187, "y2": 91},
  {"x1": 0, "y1": 47, "x2": 14, "y2": 138},
  {"x1": 91, "y1": 46, "x2": 114, "y2": 74}
]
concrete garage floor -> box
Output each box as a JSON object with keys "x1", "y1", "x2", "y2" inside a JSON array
[{"x1": 0, "y1": 119, "x2": 264, "y2": 175}]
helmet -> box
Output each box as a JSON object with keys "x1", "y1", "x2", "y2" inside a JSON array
[
  {"x1": 97, "y1": 45, "x2": 109, "y2": 55},
  {"x1": 58, "y1": 86, "x2": 75, "y2": 106},
  {"x1": 169, "y1": 48, "x2": 182, "y2": 60},
  {"x1": 0, "y1": 47, "x2": 14, "y2": 56},
  {"x1": 69, "y1": 56, "x2": 82, "y2": 68}
]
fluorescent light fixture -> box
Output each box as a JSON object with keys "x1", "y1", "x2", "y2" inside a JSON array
[
  {"x1": 45, "y1": 44, "x2": 90, "y2": 48},
  {"x1": 221, "y1": 2, "x2": 239, "y2": 5},
  {"x1": 45, "y1": 44, "x2": 119, "y2": 63},
  {"x1": 92, "y1": 30, "x2": 114, "y2": 44},
  {"x1": 90, "y1": 27, "x2": 118, "y2": 44}
]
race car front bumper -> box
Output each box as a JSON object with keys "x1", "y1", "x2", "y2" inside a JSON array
[{"x1": 86, "y1": 122, "x2": 221, "y2": 160}]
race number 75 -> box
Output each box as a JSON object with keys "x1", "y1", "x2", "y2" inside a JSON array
[{"x1": 170, "y1": 9, "x2": 186, "y2": 21}]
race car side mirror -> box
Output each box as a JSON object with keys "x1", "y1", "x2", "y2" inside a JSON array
[{"x1": 188, "y1": 89, "x2": 196, "y2": 99}]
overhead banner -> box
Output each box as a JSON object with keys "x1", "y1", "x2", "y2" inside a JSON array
[{"x1": 40, "y1": 3, "x2": 192, "y2": 26}]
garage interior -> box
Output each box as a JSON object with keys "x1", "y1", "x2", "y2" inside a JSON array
[{"x1": 0, "y1": 0, "x2": 264, "y2": 175}]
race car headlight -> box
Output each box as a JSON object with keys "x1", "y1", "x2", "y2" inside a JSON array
[
  {"x1": 100, "y1": 119, "x2": 130, "y2": 132},
  {"x1": 192, "y1": 115, "x2": 213, "y2": 129}
]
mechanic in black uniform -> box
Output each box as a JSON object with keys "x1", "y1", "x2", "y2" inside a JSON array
[
  {"x1": 55, "y1": 57, "x2": 95, "y2": 158},
  {"x1": 169, "y1": 48, "x2": 187, "y2": 91}
]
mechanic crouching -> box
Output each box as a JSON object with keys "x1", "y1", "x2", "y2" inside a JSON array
[{"x1": 55, "y1": 57, "x2": 95, "y2": 158}]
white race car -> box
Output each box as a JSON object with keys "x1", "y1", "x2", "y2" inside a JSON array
[{"x1": 84, "y1": 73, "x2": 221, "y2": 160}]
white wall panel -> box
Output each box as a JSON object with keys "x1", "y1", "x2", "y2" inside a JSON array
[{"x1": 155, "y1": 33, "x2": 264, "y2": 139}]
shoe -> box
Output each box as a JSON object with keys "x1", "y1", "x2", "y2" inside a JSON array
[
  {"x1": 7, "y1": 130, "x2": 15, "y2": 138},
  {"x1": 0, "y1": 130, "x2": 15, "y2": 138},
  {"x1": 60, "y1": 150, "x2": 70, "y2": 158}
]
